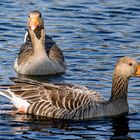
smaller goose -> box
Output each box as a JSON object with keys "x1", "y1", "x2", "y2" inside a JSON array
[
  {"x1": 1, "y1": 57, "x2": 140, "y2": 120},
  {"x1": 14, "y1": 11, "x2": 66, "y2": 75}
]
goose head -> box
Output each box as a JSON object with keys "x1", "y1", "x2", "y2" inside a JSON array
[
  {"x1": 27, "y1": 10, "x2": 44, "y2": 31},
  {"x1": 114, "y1": 57, "x2": 140, "y2": 78}
]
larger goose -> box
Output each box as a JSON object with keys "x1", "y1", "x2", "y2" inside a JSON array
[
  {"x1": 1, "y1": 57, "x2": 140, "y2": 120},
  {"x1": 14, "y1": 11, "x2": 66, "y2": 75}
]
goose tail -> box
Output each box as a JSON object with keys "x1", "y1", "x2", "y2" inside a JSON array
[
  {"x1": 0, "y1": 88, "x2": 30, "y2": 113},
  {"x1": 0, "y1": 89, "x2": 12, "y2": 100}
]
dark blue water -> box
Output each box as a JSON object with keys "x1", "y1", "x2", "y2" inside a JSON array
[{"x1": 0, "y1": 0, "x2": 140, "y2": 139}]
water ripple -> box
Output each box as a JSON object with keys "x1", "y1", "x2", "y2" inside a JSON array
[{"x1": 0, "y1": 0, "x2": 140, "y2": 139}]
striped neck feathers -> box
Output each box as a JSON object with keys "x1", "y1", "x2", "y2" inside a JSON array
[{"x1": 109, "y1": 71, "x2": 129, "y2": 102}]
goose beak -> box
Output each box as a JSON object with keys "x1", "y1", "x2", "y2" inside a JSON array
[
  {"x1": 136, "y1": 66, "x2": 140, "y2": 76},
  {"x1": 29, "y1": 17, "x2": 39, "y2": 31}
]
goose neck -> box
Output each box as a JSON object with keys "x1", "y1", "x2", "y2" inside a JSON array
[
  {"x1": 109, "y1": 73, "x2": 128, "y2": 102},
  {"x1": 29, "y1": 28, "x2": 46, "y2": 53}
]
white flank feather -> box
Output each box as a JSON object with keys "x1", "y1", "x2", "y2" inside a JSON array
[{"x1": 0, "y1": 89, "x2": 30, "y2": 112}]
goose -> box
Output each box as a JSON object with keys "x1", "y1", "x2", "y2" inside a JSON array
[
  {"x1": 14, "y1": 10, "x2": 66, "y2": 75},
  {"x1": 1, "y1": 57, "x2": 140, "y2": 120}
]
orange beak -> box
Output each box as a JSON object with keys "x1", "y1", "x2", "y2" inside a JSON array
[
  {"x1": 136, "y1": 66, "x2": 140, "y2": 76},
  {"x1": 29, "y1": 17, "x2": 39, "y2": 31}
]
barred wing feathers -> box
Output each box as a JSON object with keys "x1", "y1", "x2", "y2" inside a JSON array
[
  {"x1": 17, "y1": 40, "x2": 33, "y2": 65},
  {"x1": 0, "y1": 79, "x2": 105, "y2": 120}
]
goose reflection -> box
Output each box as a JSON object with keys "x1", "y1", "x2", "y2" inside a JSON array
[
  {"x1": 110, "y1": 116, "x2": 133, "y2": 140},
  {"x1": 16, "y1": 72, "x2": 65, "y2": 83},
  {"x1": 0, "y1": 113, "x2": 136, "y2": 140}
]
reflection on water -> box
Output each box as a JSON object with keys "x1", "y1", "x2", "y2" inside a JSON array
[
  {"x1": 111, "y1": 116, "x2": 130, "y2": 140},
  {"x1": 16, "y1": 73, "x2": 66, "y2": 83},
  {"x1": 0, "y1": 112, "x2": 134, "y2": 139},
  {"x1": 0, "y1": 0, "x2": 140, "y2": 139}
]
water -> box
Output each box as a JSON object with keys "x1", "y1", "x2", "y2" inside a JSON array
[{"x1": 0, "y1": 0, "x2": 140, "y2": 139}]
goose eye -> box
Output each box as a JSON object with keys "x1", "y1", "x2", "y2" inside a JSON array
[{"x1": 129, "y1": 63, "x2": 132, "y2": 66}]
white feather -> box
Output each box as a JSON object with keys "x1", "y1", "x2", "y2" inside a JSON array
[
  {"x1": 0, "y1": 89, "x2": 30, "y2": 112},
  {"x1": 0, "y1": 90, "x2": 12, "y2": 100},
  {"x1": 24, "y1": 32, "x2": 28, "y2": 43}
]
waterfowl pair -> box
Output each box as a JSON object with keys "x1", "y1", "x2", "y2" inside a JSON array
[
  {"x1": 14, "y1": 11, "x2": 66, "y2": 75},
  {"x1": 0, "y1": 57, "x2": 140, "y2": 120}
]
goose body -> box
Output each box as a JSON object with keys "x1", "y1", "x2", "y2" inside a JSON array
[
  {"x1": 14, "y1": 11, "x2": 66, "y2": 75},
  {"x1": 1, "y1": 57, "x2": 140, "y2": 120}
]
